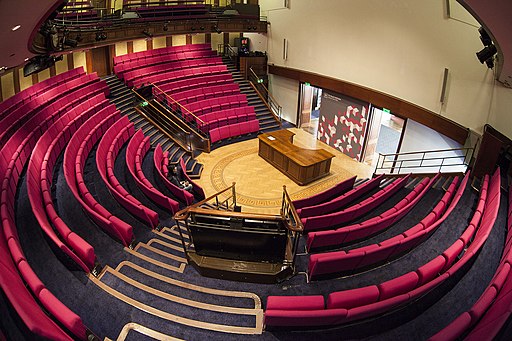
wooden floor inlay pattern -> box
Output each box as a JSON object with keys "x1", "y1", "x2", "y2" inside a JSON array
[{"x1": 196, "y1": 128, "x2": 373, "y2": 214}]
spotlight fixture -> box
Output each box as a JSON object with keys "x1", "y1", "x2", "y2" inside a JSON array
[
  {"x1": 478, "y1": 27, "x2": 492, "y2": 46},
  {"x1": 476, "y1": 44, "x2": 497, "y2": 64},
  {"x1": 95, "y1": 31, "x2": 107, "y2": 41},
  {"x1": 485, "y1": 58, "x2": 494, "y2": 69},
  {"x1": 75, "y1": 33, "x2": 83, "y2": 42},
  {"x1": 163, "y1": 22, "x2": 169, "y2": 31},
  {"x1": 191, "y1": 27, "x2": 196, "y2": 31},
  {"x1": 200, "y1": 26, "x2": 205, "y2": 31},
  {"x1": 142, "y1": 28, "x2": 153, "y2": 38},
  {"x1": 63, "y1": 38, "x2": 78, "y2": 48},
  {"x1": 212, "y1": 25, "x2": 222, "y2": 34}
]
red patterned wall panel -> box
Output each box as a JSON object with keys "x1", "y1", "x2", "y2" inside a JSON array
[{"x1": 317, "y1": 90, "x2": 369, "y2": 161}]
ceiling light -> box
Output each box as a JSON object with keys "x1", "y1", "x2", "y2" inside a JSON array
[
  {"x1": 11, "y1": 25, "x2": 21, "y2": 31},
  {"x1": 24, "y1": 57, "x2": 29, "y2": 62}
]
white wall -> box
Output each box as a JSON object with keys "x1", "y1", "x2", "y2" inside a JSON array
[
  {"x1": 260, "y1": 0, "x2": 512, "y2": 138},
  {"x1": 268, "y1": 74, "x2": 299, "y2": 124},
  {"x1": 243, "y1": 32, "x2": 268, "y2": 53},
  {"x1": 398, "y1": 119, "x2": 466, "y2": 173}
]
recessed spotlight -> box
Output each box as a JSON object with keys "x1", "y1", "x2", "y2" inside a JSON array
[
  {"x1": 11, "y1": 25, "x2": 21, "y2": 31},
  {"x1": 24, "y1": 57, "x2": 29, "y2": 62}
]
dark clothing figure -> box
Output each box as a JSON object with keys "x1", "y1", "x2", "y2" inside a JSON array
[{"x1": 169, "y1": 166, "x2": 193, "y2": 192}]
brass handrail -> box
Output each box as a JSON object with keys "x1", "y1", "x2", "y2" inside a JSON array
[
  {"x1": 249, "y1": 67, "x2": 280, "y2": 106},
  {"x1": 248, "y1": 82, "x2": 281, "y2": 125},
  {"x1": 152, "y1": 83, "x2": 205, "y2": 125},
  {"x1": 281, "y1": 185, "x2": 304, "y2": 233},
  {"x1": 174, "y1": 182, "x2": 236, "y2": 220},
  {"x1": 132, "y1": 89, "x2": 189, "y2": 135}
]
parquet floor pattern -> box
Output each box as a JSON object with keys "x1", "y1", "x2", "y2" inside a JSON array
[{"x1": 196, "y1": 128, "x2": 373, "y2": 214}]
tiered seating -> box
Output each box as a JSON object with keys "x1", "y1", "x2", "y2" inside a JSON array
[
  {"x1": 63, "y1": 104, "x2": 135, "y2": 247},
  {"x1": 296, "y1": 174, "x2": 384, "y2": 218},
  {"x1": 307, "y1": 174, "x2": 468, "y2": 280},
  {"x1": 209, "y1": 119, "x2": 260, "y2": 144},
  {"x1": 0, "y1": 67, "x2": 84, "y2": 119},
  {"x1": 265, "y1": 170, "x2": 500, "y2": 328},
  {"x1": 300, "y1": 174, "x2": 409, "y2": 231},
  {"x1": 159, "y1": 73, "x2": 233, "y2": 94},
  {"x1": 124, "y1": 56, "x2": 223, "y2": 87},
  {"x1": 114, "y1": 43, "x2": 213, "y2": 78},
  {"x1": 292, "y1": 176, "x2": 357, "y2": 210},
  {"x1": 172, "y1": 83, "x2": 241, "y2": 105},
  {"x1": 96, "y1": 116, "x2": 159, "y2": 228},
  {"x1": 197, "y1": 106, "x2": 257, "y2": 134},
  {"x1": 307, "y1": 175, "x2": 439, "y2": 250},
  {"x1": 126, "y1": 130, "x2": 180, "y2": 214},
  {"x1": 153, "y1": 145, "x2": 195, "y2": 205},
  {"x1": 137, "y1": 64, "x2": 228, "y2": 88},
  {"x1": 0, "y1": 72, "x2": 106, "y2": 147},
  {"x1": 114, "y1": 43, "x2": 211, "y2": 66},
  {"x1": 184, "y1": 93, "x2": 248, "y2": 118},
  {"x1": 0, "y1": 69, "x2": 101, "y2": 340},
  {"x1": 27, "y1": 95, "x2": 110, "y2": 273},
  {"x1": 430, "y1": 177, "x2": 510, "y2": 340}
]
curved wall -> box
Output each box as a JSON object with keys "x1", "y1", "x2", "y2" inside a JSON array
[{"x1": 261, "y1": 0, "x2": 512, "y2": 137}]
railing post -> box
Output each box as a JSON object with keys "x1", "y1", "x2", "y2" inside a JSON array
[{"x1": 232, "y1": 182, "x2": 237, "y2": 208}]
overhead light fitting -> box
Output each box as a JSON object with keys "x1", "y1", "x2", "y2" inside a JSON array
[{"x1": 11, "y1": 25, "x2": 21, "y2": 31}]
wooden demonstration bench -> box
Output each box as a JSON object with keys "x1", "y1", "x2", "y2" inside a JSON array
[{"x1": 258, "y1": 129, "x2": 335, "y2": 185}]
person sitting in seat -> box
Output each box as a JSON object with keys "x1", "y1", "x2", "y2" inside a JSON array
[{"x1": 168, "y1": 166, "x2": 193, "y2": 192}]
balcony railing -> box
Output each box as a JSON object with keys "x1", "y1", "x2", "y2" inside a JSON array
[{"x1": 374, "y1": 147, "x2": 475, "y2": 175}]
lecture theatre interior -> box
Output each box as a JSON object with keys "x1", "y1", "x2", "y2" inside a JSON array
[{"x1": 1, "y1": 1, "x2": 512, "y2": 340}]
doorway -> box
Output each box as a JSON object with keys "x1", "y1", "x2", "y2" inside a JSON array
[
  {"x1": 298, "y1": 83, "x2": 322, "y2": 136},
  {"x1": 362, "y1": 107, "x2": 405, "y2": 167}
]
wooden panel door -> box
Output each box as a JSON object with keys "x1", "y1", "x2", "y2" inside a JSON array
[{"x1": 91, "y1": 46, "x2": 111, "y2": 77}]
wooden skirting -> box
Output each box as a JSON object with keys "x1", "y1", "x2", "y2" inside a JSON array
[{"x1": 268, "y1": 64, "x2": 469, "y2": 145}]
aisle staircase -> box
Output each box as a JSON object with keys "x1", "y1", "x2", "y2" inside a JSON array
[
  {"x1": 102, "y1": 75, "x2": 204, "y2": 178},
  {"x1": 222, "y1": 57, "x2": 282, "y2": 134}
]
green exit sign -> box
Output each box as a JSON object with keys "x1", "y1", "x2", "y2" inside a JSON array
[
  {"x1": 304, "y1": 82, "x2": 311, "y2": 86},
  {"x1": 382, "y1": 108, "x2": 391, "y2": 113}
]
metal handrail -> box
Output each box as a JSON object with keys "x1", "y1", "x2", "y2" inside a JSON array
[
  {"x1": 374, "y1": 146, "x2": 474, "y2": 175},
  {"x1": 152, "y1": 83, "x2": 205, "y2": 125}
]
